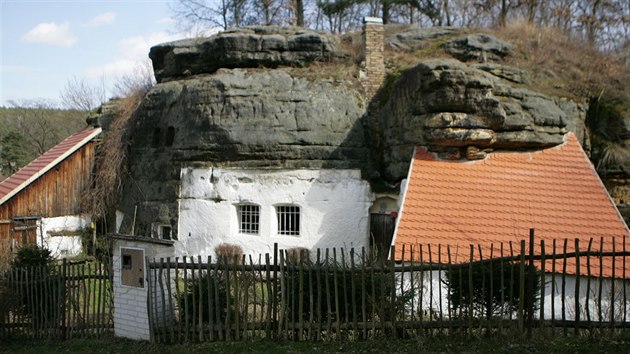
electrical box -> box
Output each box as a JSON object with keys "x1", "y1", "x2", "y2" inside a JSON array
[{"x1": 121, "y1": 247, "x2": 145, "y2": 288}]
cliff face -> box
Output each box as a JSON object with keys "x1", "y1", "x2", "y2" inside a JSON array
[
  {"x1": 377, "y1": 59, "x2": 587, "y2": 181},
  {"x1": 114, "y1": 26, "x2": 593, "y2": 235},
  {"x1": 118, "y1": 65, "x2": 369, "y2": 235}
]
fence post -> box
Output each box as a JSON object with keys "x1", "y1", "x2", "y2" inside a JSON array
[
  {"x1": 518, "y1": 240, "x2": 525, "y2": 336},
  {"x1": 526, "y1": 229, "x2": 535, "y2": 339},
  {"x1": 61, "y1": 258, "x2": 67, "y2": 340},
  {"x1": 273, "y1": 243, "x2": 279, "y2": 338},
  {"x1": 574, "y1": 238, "x2": 580, "y2": 336},
  {"x1": 610, "y1": 237, "x2": 616, "y2": 334},
  {"x1": 539, "y1": 240, "x2": 546, "y2": 333},
  {"x1": 146, "y1": 257, "x2": 154, "y2": 342},
  {"x1": 278, "y1": 250, "x2": 285, "y2": 339},
  {"x1": 468, "y1": 244, "x2": 473, "y2": 338}
]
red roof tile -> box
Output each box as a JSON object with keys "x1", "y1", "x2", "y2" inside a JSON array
[
  {"x1": 0, "y1": 127, "x2": 101, "y2": 206},
  {"x1": 393, "y1": 133, "x2": 630, "y2": 278}
]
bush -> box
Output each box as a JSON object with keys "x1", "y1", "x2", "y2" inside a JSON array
[
  {"x1": 443, "y1": 260, "x2": 540, "y2": 320},
  {"x1": 178, "y1": 272, "x2": 236, "y2": 325},
  {"x1": 9, "y1": 245, "x2": 62, "y2": 325},
  {"x1": 177, "y1": 243, "x2": 243, "y2": 325},
  {"x1": 283, "y1": 249, "x2": 407, "y2": 324},
  {"x1": 11, "y1": 244, "x2": 54, "y2": 268}
]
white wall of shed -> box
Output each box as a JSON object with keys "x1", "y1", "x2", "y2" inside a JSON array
[{"x1": 38, "y1": 215, "x2": 90, "y2": 258}]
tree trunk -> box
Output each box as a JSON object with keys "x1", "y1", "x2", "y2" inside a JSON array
[
  {"x1": 443, "y1": 0, "x2": 451, "y2": 27},
  {"x1": 527, "y1": 0, "x2": 538, "y2": 24},
  {"x1": 382, "y1": 0, "x2": 390, "y2": 24},
  {"x1": 499, "y1": 0, "x2": 507, "y2": 27},
  {"x1": 296, "y1": 0, "x2": 305, "y2": 26}
]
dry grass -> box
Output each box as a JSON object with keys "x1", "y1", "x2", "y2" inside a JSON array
[
  {"x1": 284, "y1": 247, "x2": 310, "y2": 265},
  {"x1": 493, "y1": 21, "x2": 628, "y2": 101},
  {"x1": 84, "y1": 91, "x2": 144, "y2": 218},
  {"x1": 214, "y1": 243, "x2": 244, "y2": 261}
]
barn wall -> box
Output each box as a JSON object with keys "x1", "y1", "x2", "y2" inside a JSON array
[{"x1": 0, "y1": 142, "x2": 96, "y2": 245}]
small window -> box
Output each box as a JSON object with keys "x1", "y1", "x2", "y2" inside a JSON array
[
  {"x1": 151, "y1": 128, "x2": 161, "y2": 147},
  {"x1": 238, "y1": 204, "x2": 260, "y2": 234},
  {"x1": 159, "y1": 225, "x2": 172, "y2": 240},
  {"x1": 165, "y1": 126, "x2": 175, "y2": 147},
  {"x1": 122, "y1": 255, "x2": 132, "y2": 269},
  {"x1": 276, "y1": 205, "x2": 300, "y2": 236}
]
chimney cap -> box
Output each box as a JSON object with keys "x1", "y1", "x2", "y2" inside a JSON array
[{"x1": 363, "y1": 17, "x2": 383, "y2": 24}]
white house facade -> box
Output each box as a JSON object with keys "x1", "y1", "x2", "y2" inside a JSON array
[{"x1": 176, "y1": 167, "x2": 374, "y2": 258}]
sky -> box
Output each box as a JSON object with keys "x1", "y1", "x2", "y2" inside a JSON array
[{"x1": 0, "y1": 0, "x2": 216, "y2": 107}]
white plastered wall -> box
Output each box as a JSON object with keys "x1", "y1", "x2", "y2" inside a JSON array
[
  {"x1": 38, "y1": 215, "x2": 91, "y2": 258},
  {"x1": 177, "y1": 168, "x2": 374, "y2": 258},
  {"x1": 402, "y1": 270, "x2": 630, "y2": 321}
]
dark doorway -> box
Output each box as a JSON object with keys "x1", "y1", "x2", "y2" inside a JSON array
[{"x1": 369, "y1": 213, "x2": 395, "y2": 260}]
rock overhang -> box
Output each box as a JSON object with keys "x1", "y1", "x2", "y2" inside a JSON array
[{"x1": 149, "y1": 26, "x2": 349, "y2": 83}]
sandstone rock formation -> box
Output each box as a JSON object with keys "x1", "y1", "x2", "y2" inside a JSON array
[
  {"x1": 118, "y1": 68, "x2": 368, "y2": 234},
  {"x1": 150, "y1": 26, "x2": 346, "y2": 83},
  {"x1": 112, "y1": 25, "x2": 593, "y2": 234},
  {"x1": 444, "y1": 33, "x2": 513, "y2": 62},
  {"x1": 376, "y1": 59, "x2": 585, "y2": 180}
]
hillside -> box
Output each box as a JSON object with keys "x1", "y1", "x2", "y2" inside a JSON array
[
  {"x1": 0, "y1": 107, "x2": 86, "y2": 180},
  {"x1": 85, "y1": 22, "x2": 630, "y2": 232}
]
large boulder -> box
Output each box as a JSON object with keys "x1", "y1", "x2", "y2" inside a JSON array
[
  {"x1": 444, "y1": 33, "x2": 513, "y2": 62},
  {"x1": 150, "y1": 27, "x2": 347, "y2": 83},
  {"x1": 117, "y1": 69, "x2": 368, "y2": 235},
  {"x1": 386, "y1": 27, "x2": 458, "y2": 51},
  {"x1": 376, "y1": 59, "x2": 584, "y2": 180}
]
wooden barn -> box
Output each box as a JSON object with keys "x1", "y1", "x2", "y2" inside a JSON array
[{"x1": 0, "y1": 127, "x2": 101, "y2": 257}]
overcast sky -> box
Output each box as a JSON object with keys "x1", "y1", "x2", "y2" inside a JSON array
[{"x1": 1, "y1": 0, "x2": 216, "y2": 107}]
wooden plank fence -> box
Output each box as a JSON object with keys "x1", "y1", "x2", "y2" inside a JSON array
[
  {"x1": 0, "y1": 259, "x2": 113, "y2": 339},
  {"x1": 147, "y1": 237, "x2": 630, "y2": 343}
]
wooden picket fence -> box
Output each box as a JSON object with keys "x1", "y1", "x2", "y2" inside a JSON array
[
  {"x1": 0, "y1": 259, "x2": 113, "y2": 339},
  {"x1": 147, "y1": 237, "x2": 630, "y2": 343}
]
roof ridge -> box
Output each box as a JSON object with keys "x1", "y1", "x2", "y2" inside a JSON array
[{"x1": 0, "y1": 126, "x2": 102, "y2": 206}]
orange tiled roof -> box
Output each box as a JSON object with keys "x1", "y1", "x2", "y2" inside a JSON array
[
  {"x1": 393, "y1": 133, "x2": 630, "y2": 278},
  {"x1": 0, "y1": 127, "x2": 102, "y2": 206}
]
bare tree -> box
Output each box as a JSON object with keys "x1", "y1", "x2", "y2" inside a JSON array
[
  {"x1": 171, "y1": 0, "x2": 308, "y2": 29},
  {"x1": 7, "y1": 100, "x2": 64, "y2": 155},
  {"x1": 60, "y1": 76, "x2": 107, "y2": 112},
  {"x1": 171, "y1": 0, "x2": 229, "y2": 29},
  {"x1": 112, "y1": 60, "x2": 156, "y2": 99}
]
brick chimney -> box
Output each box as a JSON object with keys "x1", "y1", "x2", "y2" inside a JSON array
[{"x1": 362, "y1": 17, "x2": 385, "y2": 102}]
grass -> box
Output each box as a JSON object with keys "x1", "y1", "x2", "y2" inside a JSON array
[{"x1": 1, "y1": 334, "x2": 629, "y2": 353}]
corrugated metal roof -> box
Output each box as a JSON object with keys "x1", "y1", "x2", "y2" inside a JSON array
[
  {"x1": 393, "y1": 133, "x2": 630, "y2": 278},
  {"x1": 0, "y1": 126, "x2": 102, "y2": 206}
]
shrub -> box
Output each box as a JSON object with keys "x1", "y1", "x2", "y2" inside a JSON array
[
  {"x1": 443, "y1": 260, "x2": 540, "y2": 320},
  {"x1": 177, "y1": 243, "x2": 243, "y2": 325},
  {"x1": 11, "y1": 244, "x2": 54, "y2": 269},
  {"x1": 177, "y1": 271, "x2": 236, "y2": 325},
  {"x1": 214, "y1": 243, "x2": 243, "y2": 262},
  {"x1": 283, "y1": 249, "x2": 407, "y2": 324},
  {"x1": 9, "y1": 245, "x2": 62, "y2": 325}
]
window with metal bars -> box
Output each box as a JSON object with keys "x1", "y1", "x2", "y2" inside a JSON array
[
  {"x1": 276, "y1": 205, "x2": 300, "y2": 236},
  {"x1": 238, "y1": 204, "x2": 260, "y2": 234}
]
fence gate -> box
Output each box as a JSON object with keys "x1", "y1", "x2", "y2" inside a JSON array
[{"x1": 0, "y1": 259, "x2": 114, "y2": 339}]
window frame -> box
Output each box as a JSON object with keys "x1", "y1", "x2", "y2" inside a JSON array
[
  {"x1": 276, "y1": 204, "x2": 301, "y2": 236},
  {"x1": 237, "y1": 204, "x2": 261, "y2": 235}
]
